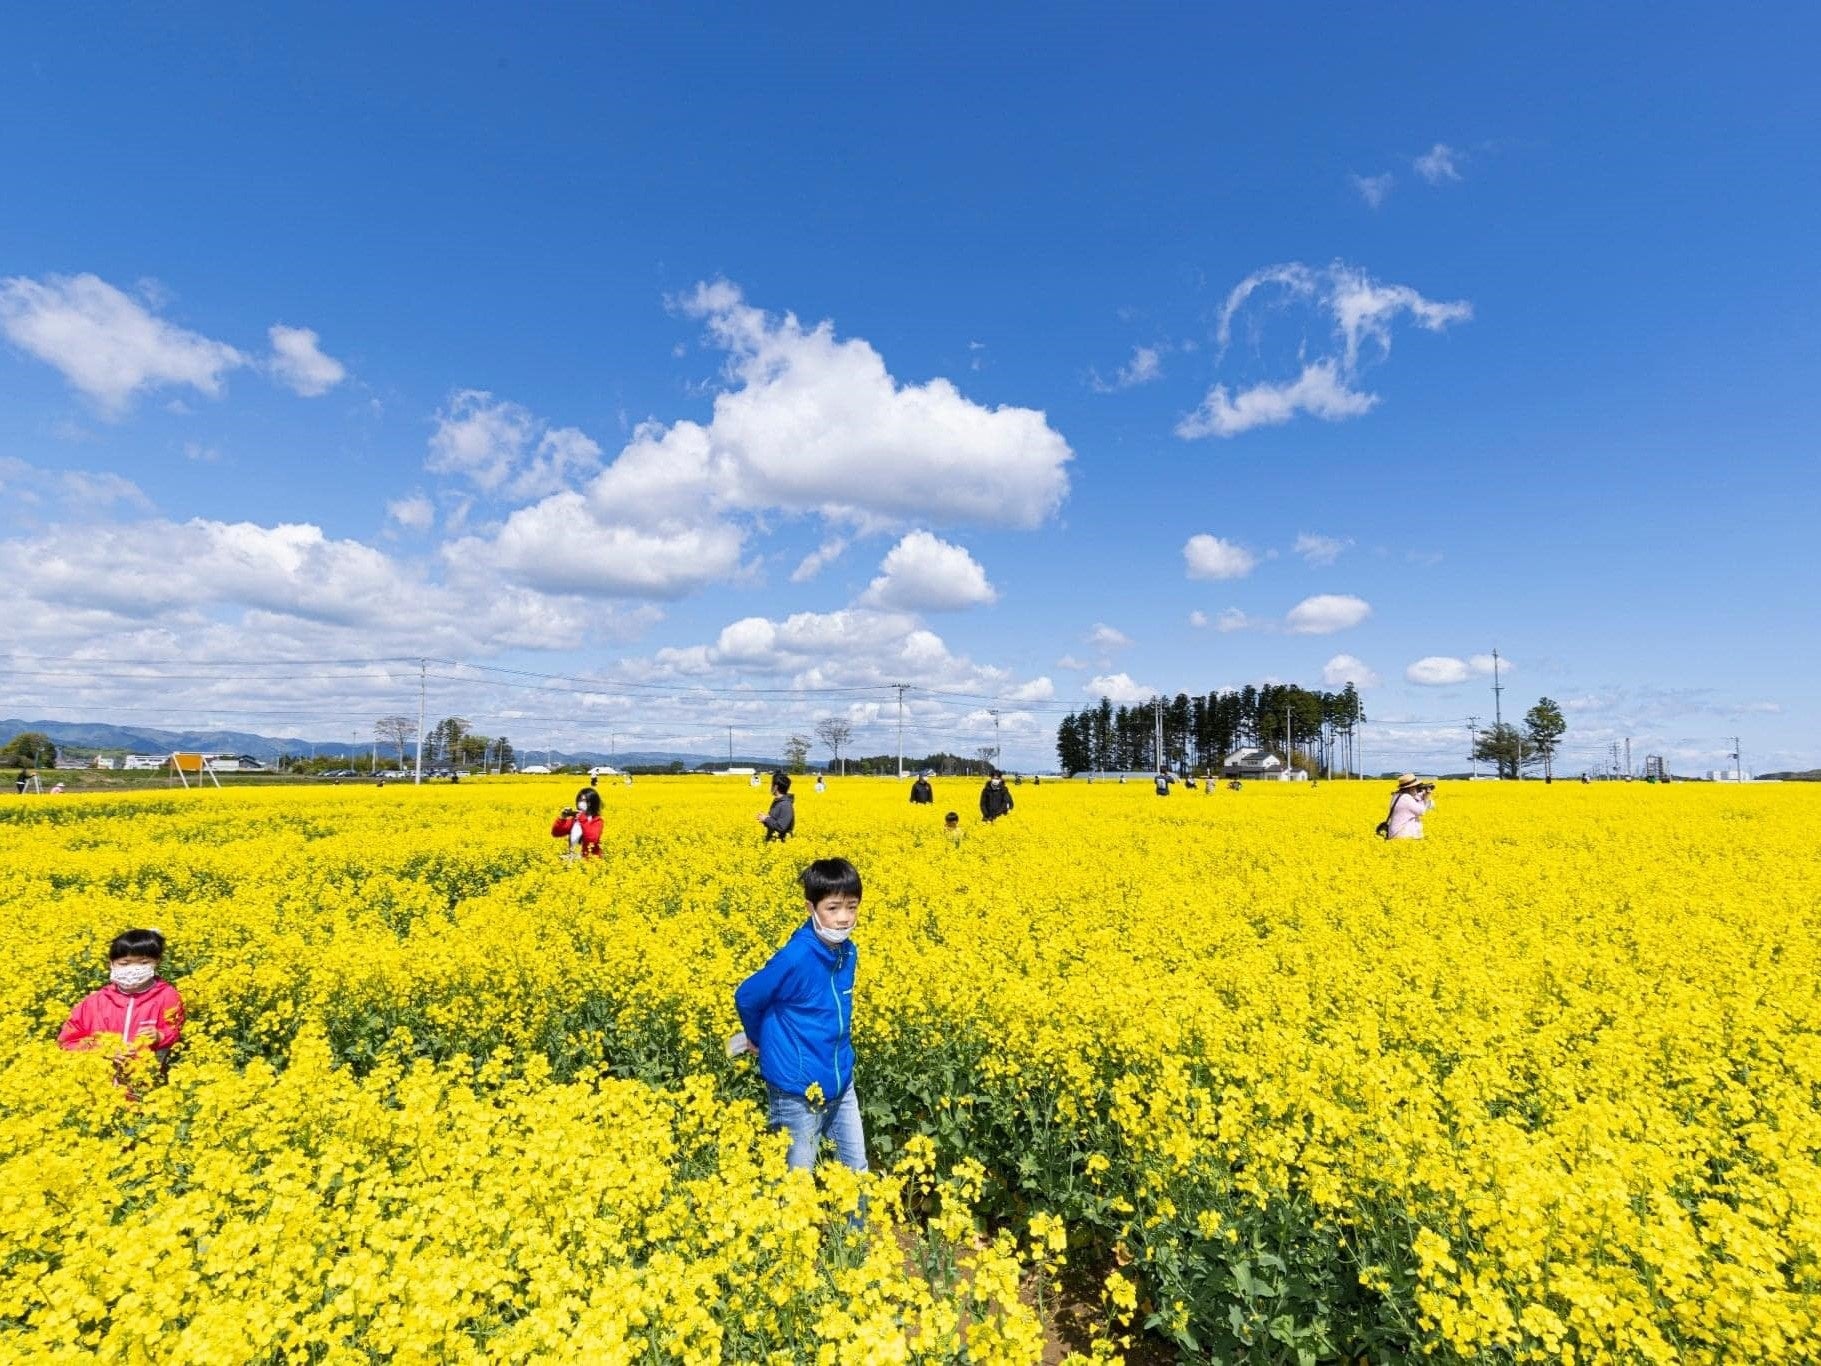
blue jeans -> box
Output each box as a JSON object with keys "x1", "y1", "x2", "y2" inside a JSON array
[{"x1": 766, "y1": 1081, "x2": 869, "y2": 1173}]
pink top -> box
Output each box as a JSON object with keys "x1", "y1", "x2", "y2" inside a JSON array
[{"x1": 58, "y1": 979, "x2": 186, "y2": 1054}]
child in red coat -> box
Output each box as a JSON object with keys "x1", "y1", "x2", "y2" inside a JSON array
[{"x1": 58, "y1": 928, "x2": 185, "y2": 1065}]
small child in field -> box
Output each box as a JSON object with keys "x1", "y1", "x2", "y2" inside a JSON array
[
  {"x1": 732, "y1": 859, "x2": 866, "y2": 1173},
  {"x1": 58, "y1": 928, "x2": 185, "y2": 1065}
]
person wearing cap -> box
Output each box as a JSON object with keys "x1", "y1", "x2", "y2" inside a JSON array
[{"x1": 1386, "y1": 773, "x2": 1434, "y2": 840}]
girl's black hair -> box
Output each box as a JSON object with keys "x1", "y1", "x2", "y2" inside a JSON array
[
  {"x1": 800, "y1": 857, "x2": 861, "y2": 903},
  {"x1": 575, "y1": 788, "x2": 602, "y2": 817},
  {"x1": 771, "y1": 771, "x2": 791, "y2": 794},
  {"x1": 109, "y1": 928, "x2": 165, "y2": 961}
]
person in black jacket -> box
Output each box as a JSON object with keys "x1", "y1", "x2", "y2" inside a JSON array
[
  {"x1": 979, "y1": 769, "x2": 1014, "y2": 823},
  {"x1": 909, "y1": 774, "x2": 933, "y2": 804},
  {"x1": 758, "y1": 772, "x2": 796, "y2": 841}
]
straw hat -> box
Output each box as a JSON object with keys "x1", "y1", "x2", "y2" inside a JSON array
[{"x1": 1395, "y1": 773, "x2": 1423, "y2": 790}]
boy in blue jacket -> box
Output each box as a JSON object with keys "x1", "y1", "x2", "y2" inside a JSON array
[{"x1": 732, "y1": 858, "x2": 866, "y2": 1174}]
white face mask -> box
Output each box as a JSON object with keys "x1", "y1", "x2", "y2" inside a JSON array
[
  {"x1": 811, "y1": 912, "x2": 853, "y2": 945},
  {"x1": 110, "y1": 963, "x2": 156, "y2": 992}
]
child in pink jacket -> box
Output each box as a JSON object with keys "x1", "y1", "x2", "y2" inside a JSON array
[{"x1": 58, "y1": 928, "x2": 185, "y2": 1065}]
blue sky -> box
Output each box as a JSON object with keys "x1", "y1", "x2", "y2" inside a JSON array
[{"x1": 2, "y1": 5, "x2": 1816, "y2": 772}]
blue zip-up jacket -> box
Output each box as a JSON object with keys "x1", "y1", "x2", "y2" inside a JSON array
[{"x1": 734, "y1": 919, "x2": 856, "y2": 1103}]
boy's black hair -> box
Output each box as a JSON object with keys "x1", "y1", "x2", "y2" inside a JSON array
[
  {"x1": 944, "y1": 811, "x2": 959, "y2": 822},
  {"x1": 771, "y1": 771, "x2": 791, "y2": 794},
  {"x1": 109, "y1": 928, "x2": 165, "y2": 961},
  {"x1": 800, "y1": 857, "x2": 861, "y2": 903}
]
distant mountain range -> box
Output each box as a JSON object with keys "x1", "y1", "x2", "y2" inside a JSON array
[{"x1": 0, "y1": 719, "x2": 778, "y2": 770}]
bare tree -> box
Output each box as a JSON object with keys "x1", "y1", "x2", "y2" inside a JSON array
[
  {"x1": 815, "y1": 717, "x2": 854, "y2": 776},
  {"x1": 976, "y1": 745, "x2": 1000, "y2": 774},
  {"x1": 374, "y1": 715, "x2": 415, "y2": 768}
]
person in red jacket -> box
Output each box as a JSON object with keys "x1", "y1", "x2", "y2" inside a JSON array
[
  {"x1": 58, "y1": 928, "x2": 185, "y2": 1066},
  {"x1": 551, "y1": 786, "x2": 604, "y2": 858}
]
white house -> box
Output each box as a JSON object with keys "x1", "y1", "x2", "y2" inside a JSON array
[
  {"x1": 1222, "y1": 747, "x2": 1294, "y2": 780},
  {"x1": 122, "y1": 754, "x2": 165, "y2": 771},
  {"x1": 203, "y1": 754, "x2": 268, "y2": 773}
]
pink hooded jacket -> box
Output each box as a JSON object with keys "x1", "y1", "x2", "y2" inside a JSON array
[{"x1": 58, "y1": 979, "x2": 185, "y2": 1054}]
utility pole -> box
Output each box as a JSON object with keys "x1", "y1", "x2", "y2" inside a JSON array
[
  {"x1": 414, "y1": 659, "x2": 426, "y2": 785},
  {"x1": 1154, "y1": 699, "x2": 1165, "y2": 772},
  {"x1": 1490, "y1": 648, "x2": 1505, "y2": 777},
  {"x1": 893, "y1": 683, "x2": 909, "y2": 778},
  {"x1": 1731, "y1": 736, "x2": 1743, "y2": 782},
  {"x1": 728, "y1": 726, "x2": 734, "y2": 769},
  {"x1": 1624, "y1": 737, "x2": 1631, "y2": 779},
  {"x1": 990, "y1": 708, "x2": 1002, "y2": 769},
  {"x1": 1468, "y1": 714, "x2": 1480, "y2": 778}
]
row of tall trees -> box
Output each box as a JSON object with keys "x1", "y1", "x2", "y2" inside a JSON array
[{"x1": 1055, "y1": 683, "x2": 1367, "y2": 777}]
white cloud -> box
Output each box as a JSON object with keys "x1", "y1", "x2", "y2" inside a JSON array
[
  {"x1": 1293, "y1": 532, "x2": 1352, "y2": 567},
  {"x1": 1285, "y1": 593, "x2": 1372, "y2": 635},
  {"x1": 427, "y1": 390, "x2": 538, "y2": 492},
  {"x1": 1406, "y1": 653, "x2": 1507, "y2": 687},
  {"x1": 1185, "y1": 263, "x2": 1469, "y2": 439},
  {"x1": 1004, "y1": 677, "x2": 1055, "y2": 702},
  {"x1": 1406, "y1": 656, "x2": 1471, "y2": 686},
  {"x1": 1188, "y1": 610, "x2": 1209, "y2": 629},
  {"x1": 1056, "y1": 653, "x2": 1090, "y2": 670},
  {"x1": 455, "y1": 491, "x2": 745, "y2": 600},
  {"x1": 1176, "y1": 361, "x2": 1377, "y2": 438},
  {"x1": 0, "y1": 515, "x2": 631, "y2": 653},
  {"x1": 640, "y1": 605, "x2": 1046, "y2": 709},
  {"x1": 0, "y1": 273, "x2": 245, "y2": 411},
  {"x1": 1085, "y1": 672, "x2": 1154, "y2": 705},
  {"x1": 1214, "y1": 608, "x2": 1252, "y2": 632},
  {"x1": 450, "y1": 283, "x2": 1071, "y2": 604},
  {"x1": 1350, "y1": 172, "x2": 1394, "y2": 208},
  {"x1": 1091, "y1": 345, "x2": 1164, "y2": 392},
  {"x1": 1183, "y1": 533, "x2": 1259, "y2": 580},
  {"x1": 267, "y1": 324, "x2": 347, "y2": 397},
  {"x1": 387, "y1": 494, "x2": 434, "y2": 532},
  {"x1": 1087, "y1": 622, "x2": 1131, "y2": 651},
  {"x1": 860, "y1": 531, "x2": 997, "y2": 611},
  {"x1": 0, "y1": 457, "x2": 150, "y2": 513},
  {"x1": 1414, "y1": 143, "x2": 1463, "y2": 184},
  {"x1": 426, "y1": 391, "x2": 602, "y2": 500},
  {"x1": 1327, "y1": 265, "x2": 1473, "y2": 369},
  {"x1": 1322, "y1": 653, "x2": 1380, "y2": 688},
  {"x1": 1467, "y1": 652, "x2": 1507, "y2": 676},
  {"x1": 183, "y1": 441, "x2": 223, "y2": 464},
  {"x1": 636, "y1": 281, "x2": 1073, "y2": 528},
  {"x1": 790, "y1": 536, "x2": 848, "y2": 583}
]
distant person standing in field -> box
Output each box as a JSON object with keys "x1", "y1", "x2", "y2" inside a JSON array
[
  {"x1": 759, "y1": 772, "x2": 795, "y2": 841},
  {"x1": 552, "y1": 787, "x2": 604, "y2": 858},
  {"x1": 1154, "y1": 769, "x2": 1173, "y2": 796},
  {"x1": 731, "y1": 858, "x2": 867, "y2": 1175},
  {"x1": 979, "y1": 769, "x2": 1014, "y2": 823},
  {"x1": 909, "y1": 774, "x2": 933, "y2": 804},
  {"x1": 1381, "y1": 774, "x2": 1435, "y2": 840}
]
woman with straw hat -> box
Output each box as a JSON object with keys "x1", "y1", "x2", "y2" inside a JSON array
[{"x1": 1385, "y1": 773, "x2": 1434, "y2": 840}]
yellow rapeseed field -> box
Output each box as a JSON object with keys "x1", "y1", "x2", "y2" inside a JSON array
[{"x1": 3, "y1": 777, "x2": 1818, "y2": 1363}]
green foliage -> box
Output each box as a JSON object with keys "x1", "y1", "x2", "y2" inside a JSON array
[{"x1": 1, "y1": 731, "x2": 57, "y2": 768}]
